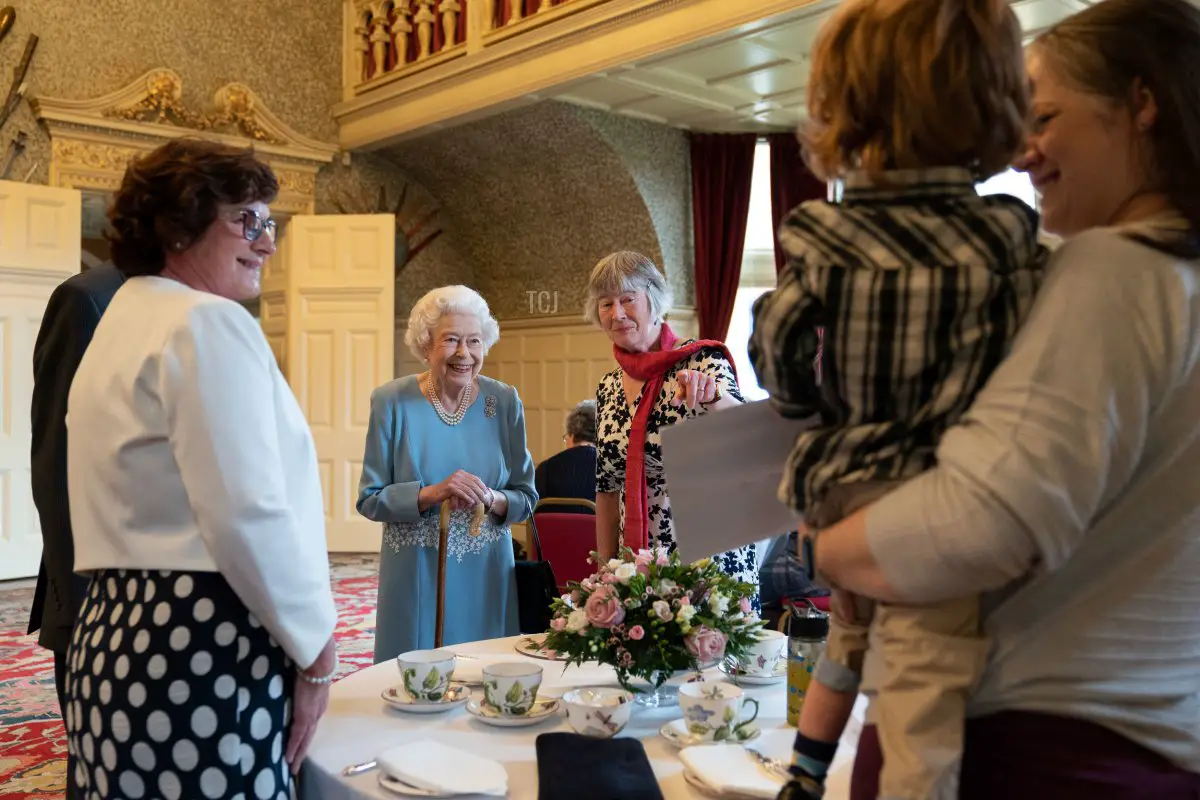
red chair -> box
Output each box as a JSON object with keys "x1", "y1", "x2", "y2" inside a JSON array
[{"x1": 531, "y1": 498, "x2": 597, "y2": 592}]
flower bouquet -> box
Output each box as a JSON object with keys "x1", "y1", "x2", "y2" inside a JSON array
[{"x1": 542, "y1": 547, "x2": 763, "y2": 694}]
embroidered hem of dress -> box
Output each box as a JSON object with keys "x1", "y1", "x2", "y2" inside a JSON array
[{"x1": 383, "y1": 510, "x2": 510, "y2": 562}]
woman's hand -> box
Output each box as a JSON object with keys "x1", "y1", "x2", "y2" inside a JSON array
[
  {"x1": 419, "y1": 470, "x2": 490, "y2": 511},
  {"x1": 671, "y1": 369, "x2": 718, "y2": 409},
  {"x1": 286, "y1": 637, "x2": 336, "y2": 773}
]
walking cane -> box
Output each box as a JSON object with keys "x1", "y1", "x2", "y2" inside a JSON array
[{"x1": 435, "y1": 503, "x2": 451, "y2": 649}]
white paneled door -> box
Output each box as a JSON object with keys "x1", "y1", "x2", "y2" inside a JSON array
[
  {"x1": 0, "y1": 181, "x2": 81, "y2": 579},
  {"x1": 262, "y1": 215, "x2": 395, "y2": 553}
]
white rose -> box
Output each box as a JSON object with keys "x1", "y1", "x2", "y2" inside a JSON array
[
  {"x1": 652, "y1": 600, "x2": 674, "y2": 621},
  {"x1": 709, "y1": 592, "x2": 729, "y2": 616},
  {"x1": 566, "y1": 608, "x2": 589, "y2": 633},
  {"x1": 657, "y1": 578, "x2": 679, "y2": 595},
  {"x1": 607, "y1": 558, "x2": 624, "y2": 571},
  {"x1": 614, "y1": 563, "x2": 638, "y2": 584}
]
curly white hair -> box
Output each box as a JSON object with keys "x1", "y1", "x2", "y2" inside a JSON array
[{"x1": 404, "y1": 285, "x2": 501, "y2": 362}]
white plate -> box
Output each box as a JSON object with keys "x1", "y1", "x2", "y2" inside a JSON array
[
  {"x1": 659, "y1": 718, "x2": 761, "y2": 748},
  {"x1": 513, "y1": 635, "x2": 569, "y2": 661},
  {"x1": 465, "y1": 696, "x2": 561, "y2": 727},
  {"x1": 378, "y1": 773, "x2": 507, "y2": 798},
  {"x1": 718, "y1": 659, "x2": 787, "y2": 686},
  {"x1": 381, "y1": 683, "x2": 471, "y2": 713}
]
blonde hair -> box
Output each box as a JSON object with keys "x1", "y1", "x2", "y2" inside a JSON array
[{"x1": 802, "y1": 0, "x2": 1027, "y2": 180}]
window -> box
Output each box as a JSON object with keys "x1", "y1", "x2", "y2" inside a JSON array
[
  {"x1": 727, "y1": 142, "x2": 776, "y2": 402},
  {"x1": 976, "y1": 168, "x2": 1037, "y2": 209}
]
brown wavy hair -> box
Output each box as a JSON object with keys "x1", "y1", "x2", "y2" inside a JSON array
[
  {"x1": 1031, "y1": 0, "x2": 1200, "y2": 231},
  {"x1": 801, "y1": 0, "x2": 1027, "y2": 181},
  {"x1": 105, "y1": 138, "x2": 279, "y2": 277}
]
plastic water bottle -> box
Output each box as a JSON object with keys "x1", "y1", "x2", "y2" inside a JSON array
[{"x1": 786, "y1": 601, "x2": 829, "y2": 727}]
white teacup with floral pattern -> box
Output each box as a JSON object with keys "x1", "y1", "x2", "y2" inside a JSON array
[
  {"x1": 738, "y1": 629, "x2": 787, "y2": 677},
  {"x1": 396, "y1": 649, "x2": 457, "y2": 703},
  {"x1": 679, "y1": 682, "x2": 759, "y2": 742},
  {"x1": 482, "y1": 661, "x2": 543, "y2": 716},
  {"x1": 562, "y1": 687, "x2": 634, "y2": 738}
]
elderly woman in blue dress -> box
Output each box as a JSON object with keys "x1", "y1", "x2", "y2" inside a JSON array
[{"x1": 357, "y1": 285, "x2": 537, "y2": 662}]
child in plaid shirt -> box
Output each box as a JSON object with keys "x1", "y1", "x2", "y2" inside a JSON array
[{"x1": 749, "y1": 1, "x2": 1048, "y2": 798}]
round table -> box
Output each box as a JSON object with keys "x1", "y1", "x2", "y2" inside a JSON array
[{"x1": 301, "y1": 635, "x2": 865, "y2": 799}]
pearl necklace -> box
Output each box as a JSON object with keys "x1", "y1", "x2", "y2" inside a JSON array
[{"x1": 426, "y1": 375, "x2": 473, "y2": 426}]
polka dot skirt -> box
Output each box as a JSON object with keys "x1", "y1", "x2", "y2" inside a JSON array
[{"x1": 65, "y1": 569, "x2": 296, "y2": 800}]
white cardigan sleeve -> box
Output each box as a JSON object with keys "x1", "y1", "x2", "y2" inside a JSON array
[
  {"x1": 159, "y1": 300, "x2": 336, "y2": 668},
  {"x1": 862, "y1": 230, "x2": 1184, "y2": 602}
]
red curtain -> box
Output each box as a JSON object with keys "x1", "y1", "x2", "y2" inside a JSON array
[
  {"x1": 767, "y1": 133, "x2": 827, "y2": 276},
  {"x1": 690, "y1": 133, "x2": 757, "y2": 342}
]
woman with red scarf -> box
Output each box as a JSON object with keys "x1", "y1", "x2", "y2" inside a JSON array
[{"x1": 587, "y1": 251, "x2": 759, "y2": 606}]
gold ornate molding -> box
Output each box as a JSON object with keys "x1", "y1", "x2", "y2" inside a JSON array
[{"x1": 32, "y1": 68, "x2": 338, "y2": 214}]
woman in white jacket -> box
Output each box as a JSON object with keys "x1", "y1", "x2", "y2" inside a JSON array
[{"x1": 65, "y1": 138, "x2": 337, "y2": 800}]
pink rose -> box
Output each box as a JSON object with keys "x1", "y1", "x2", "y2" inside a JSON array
[
  {"x1": 739, "y1": 597, "x2": 752, "y2": 614},
  {"x1": 584, "y1": 587, "x2": 626, "y2": 629},
  {"x1": 550, "y1": 617, "x2": 567, "y2": 631},
  {"x1": 601, "y1": 573, "x2": 618, "y2": 584},
  {"x1": 635, "y1": 550, "x2": 653, "y2": 566},
  {"x1": 627, "y1": 625, "x2": 645, "y2": 640},
  {"x1": 684, "y1": 625, "x2": 728, "y2": 664}
]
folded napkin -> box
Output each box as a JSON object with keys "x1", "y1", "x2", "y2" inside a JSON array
[
  {"x1": 536, "y1": 732, "x2": 664, "y2": 800},
  {"x1": 678, "y1": 745, "x2": 786, "y2": 799},
  {"x1": 378, "y1": 740, "x2": 507, "y2": 796}
]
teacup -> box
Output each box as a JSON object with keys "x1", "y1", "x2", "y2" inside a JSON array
[
  {"x1": 678, "y1": 682, "x2": 759, "y2": 741},
  {"x1": 482, "y1": 662, "x2": 543, "y2": 716},
  {"x1": 396, "y1": 649, "x2": 456, "y2": 703},
  {"x1": 738, "y1": 629, "x2": 787, "y2": 676},
  {"x1": 562, "y1": 687, "x2": 634, "y2": 738}
]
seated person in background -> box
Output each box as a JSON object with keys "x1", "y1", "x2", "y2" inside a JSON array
[
  {"x1": 758, "y1": 530, "x2": 830, "y2": 627},
  {"x1": 534, "y1": 400, "x2": 597, "y2": 513}
]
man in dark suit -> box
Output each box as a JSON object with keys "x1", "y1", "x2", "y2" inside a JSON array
[
  {"x1": 534, "y1": 399, "x2": 597, "y2": 513},
  {"x1": 27, "y1": 263, "x2": 125, "y2": 794}
]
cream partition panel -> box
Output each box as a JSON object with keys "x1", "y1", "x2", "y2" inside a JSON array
[
  {"x1": 262, "y1": 215, "x2": 396, "y2": 553},
  {"x1": 0, "y1": 181, "x2": 81, "y2": 579}
]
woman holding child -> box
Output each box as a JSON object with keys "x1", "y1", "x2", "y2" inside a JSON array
[{"x1": 765, "y1": 0, "x2": 1200, "y2": 797}]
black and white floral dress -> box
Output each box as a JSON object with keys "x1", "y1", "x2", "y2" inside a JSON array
[{"x1": 595, "y1": 344, "x2": 759, "y2": 606}]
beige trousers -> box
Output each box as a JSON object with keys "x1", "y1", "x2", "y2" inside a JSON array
[{"x1": 810, "y1": 481, "x2": 990, "y2": 800}]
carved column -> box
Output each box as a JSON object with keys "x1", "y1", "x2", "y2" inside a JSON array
[
  {"x1": 537, "y1": 0, "x2": 552, "y2": 12},
  {"x1": 439, "y1": 0, "x2": 462, "y2": 46},
  {"x1": 415, "y1": 0, "x2": 436, "y2": 59},
  {"x1": 369, "y1": 17, "x2": 392, "y2": 75},
  {"x1": 392, "y1": 0, "x2": 413, "y2": 65},
  {"x1": 509, "y1": 0, "x2": 524, "y2": 24},
  {"x1": 354, "y1": 23, "x2": 372, "y2": 80}
]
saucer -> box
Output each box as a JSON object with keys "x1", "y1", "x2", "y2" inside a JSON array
[
  {"x1": 381, "y1": 683, "x2": 471, "y2": 713},
  {"x1": 513, "y1": 635, "x2": 569, "y2": 661},
  {"x1": 378, "y1": 773, "x2": 507, "y2": 798},
  {"x1": 465, "y1": 696, "x2": 560, "y2": 727},
  {"x1": 719, "y1": 658, "x2": 787, "y2": 686},
  {"x1": 658, "y1": 718, "x2": 761, "y2": 748}
]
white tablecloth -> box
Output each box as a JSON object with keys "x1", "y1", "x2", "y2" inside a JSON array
[{"x1": 301, "y1": 635, "x2": 865, "y2": 800}]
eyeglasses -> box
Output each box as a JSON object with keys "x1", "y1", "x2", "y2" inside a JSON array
[{"x1": 228, "y1": 208, "x2": 277, "y2": 242}]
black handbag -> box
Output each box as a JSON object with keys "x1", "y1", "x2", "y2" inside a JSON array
[{"x1": 515, "y1": 516, "x2": 559, "y2": 634}]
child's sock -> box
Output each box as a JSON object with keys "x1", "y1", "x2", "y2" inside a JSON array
[{"x1": 790, "y1": 731, "x2": 838, "y2": 781}]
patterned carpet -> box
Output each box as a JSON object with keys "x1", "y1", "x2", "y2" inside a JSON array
[{"x1": 0, "y1": 554, "x2": 379, "y2": 799}]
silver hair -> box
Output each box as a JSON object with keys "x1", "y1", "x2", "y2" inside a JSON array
[
  {"x1": 582, "y1": 251, "x2": 673, "y2": 327},
  {"x1": 564, "y1": 399, "x2": 597, "y2": 443},
  {"x1": 404, "y1": 285, "x2": 501, "y2": 362}
]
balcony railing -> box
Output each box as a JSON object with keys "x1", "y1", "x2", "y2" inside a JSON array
[{"x1": 347, "y1": 0, "x2": 612, "y2": 93}]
